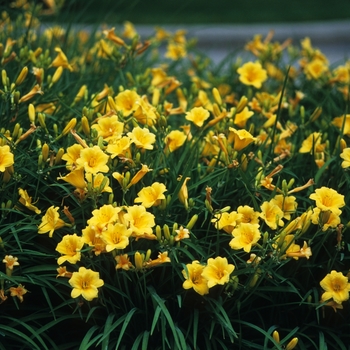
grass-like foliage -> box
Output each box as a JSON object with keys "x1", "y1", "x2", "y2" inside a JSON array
[{"x1": 1, "y1": 1, "x2": 350, "y2": 349}]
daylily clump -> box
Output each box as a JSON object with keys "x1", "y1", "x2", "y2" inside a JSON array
[{"x1": 1, "y1": 1, "x2": 350, "y2": 348}]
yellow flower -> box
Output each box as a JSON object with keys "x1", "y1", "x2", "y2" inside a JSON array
[
  {"x1": 237, "y1": 61, "x2": 267, "y2": 88},
  {"x1": 58, "y1": 167, "x2": 86, "y2": 190},
  {"x1": 174, "y1": 226, "x2": 190, "y2": 241},
  {"x1": 320, "y1": 270, "x2": 350, "y2": 304},
  {"x1": 69, "y1": 267, "x2": 104, "y2": 301},
  {"x1": 134, "y1": 182, "x2": 167, "y2": 208},
  {"x1": 332, "y1": 114, "x2": 350, "y2": 136},
  {"x1": 123, "y1": 21, "x2": 137, "y2": 39},
  {"x1": 115, "y1": 254, "x2": 134, "y2": 270},
  {"x1": 165, "y1": 42, "x2": 187, "y2": 60},
  {"x1": 38, "y1": 206, "x2": 66, "y2": 237},
  {"x1": 128, "y1": 164, "x2": 152, "y2": 188},
  {"x1": 304, "y1": 58, "x2": 328, "y2": 79},
  {"x1": 146, "y1": 251, "x2": 171, "y2": 268},
  {"x1": 76, "y1": 146, "x2": 109, "y2": 174},
  {"x1": 9, "y1": 284, "x2": 28, "y2": 303},
  {"x1": 309, "y1": 186, "x2": 345, "y2": 215},
  {"x1": 0, "y1": 145, "x2": 14, "y2": 172},
  {"x1": 299, "y1": 132, "x2": 325, "y2": 153},
  {"x1": 88, "y1": 204, "x2": 121, "y2": 233},
  {"x1": 51, "y1": 47, "x2": 73, "y2": 71},
  {"x1": 3, "y1": 255, "x2": 19, "y2": 270},
  {"x1": 115, "y1": 89, "x2": 140, "y2": 117},
  {"x1": 228, "y1": 127, "x2": 256, "y2": 151},
  {"x1": 259, "y1": 200, "x2": 284, "y2": 230},
  {"x1": 127, "y1": 126, "x2": 156, "y2": 150},
  {"x1": 101, "y1": 223, "x2": 131, "y2": 252},
  {"x1": 185, "y1": 107, "x2": 210, "y2": 127},
  {"x1": 81, "y1": 224, "x2": 106, "y2": 256},
  {"x1": 271, "y1": 195, "x2": 297, "y2": 221},
  {"x1": 286, "y1": 241, "x2": 312, "y2": 260},
  {"x1": 106, "y1": 136, "x2": 132, "y2": 159},
  {"x1": 62, "y1": 144, "x2": 84, "y2": 170},
  {"x1": 86, "y1": 173, "x2": 112, "y2": 193},
  {"x1": 182, "y1": 261, "x2": 209, "y2": 295},
  {"x1": 124, "y1": 205, "x2": 156, "y2": 237},
  {"x1": 202, "y1": 256, "x2": 235, "y2": 288},
  {"x1": 340, "y1": 147, "x2": 350, "y2": 168},
  {"x1": 229, "y1": 223, "x2": 261, "y2": 253},
  {"x1": 18, "y1": 188, "x2": 41, "y2": 214},
  {"x1": 311, "y1": 207, "x2": 341, "y2": 231},
  {"x1": 56, "y1": 233, "x2": 84, "y2": 265},
  {"x1": 91, "y1": 115, "x2": 124, "y2": 141},
  {"x1": 234, "y1": 107, "x2": 254, "y2": 128},
  {"x1": 212, "y1": 211, "x2": 242, "y2": 233},
  {"x1": 237, "y1": 205, "x2": 260, "y2": 225},
  {"x1": 178, "y1": 176, "x2": 191, "y2": 209},
  {"x1": 164, "y1": 130, "x2": 187, "y2": 152}
]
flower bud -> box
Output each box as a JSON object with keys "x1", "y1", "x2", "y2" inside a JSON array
[
  {"x1": 54, "y1": 148, "x2": 65, "y2": 165},
  {"x1": 15, "y1": 66, "x2": 28, "y2": 86},
  {"x1": 134, "y1": 251, "x2": 144, "y2": 270},
  {"x1": 42, "y1": 143, "x2": 49, "y2": 163},
  {"x1": 212, "y1": 87, "x2": 222, "y2": 106},
  {"x1": 28, "y1": 103, "x2": 35, "y2": 124},
  {"x1": 236, "y1": 95, "x2": 248, "y2": 113},
  {"x1": 273, "y1": 330, "x2": 280, "y2": 344},
  {"x1": 285, "y1": 337, "x2": 298, "y2": 350},
  {"x1": 163, "y1": 224, "x2": 171, "y2": 241},
  {"x1": 186, "y1": 214, "x2": 198, "y2": 230}
]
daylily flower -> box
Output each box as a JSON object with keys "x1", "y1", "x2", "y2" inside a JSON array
[
  {"x1": 237, "y1": 61, "x2": 267, "y2": 88},
  {"x1": 228, "y1": 127, "x2": 256, "y2": 152},
  {"x1": 62, "y1": 144, "x2": 84, "y2": 170},
  {"x1": 9, "y1": 284, "x2": 28, "y2": 303},
  {"x1": 164, "y1": 130, "x2": 187, "y2": 152},
  {"x1": 18, "y1": 188, "x2": 41, "y2": 214},
  {"x1": 309, "y1": 186, "x2": 345, "y2": 215},
  {"x1": 3, "y1": 255, "x2": 19, "y2": 270},
  {"x1": 38, "y1": 206, "x2": 66, "y2": 237},
  {"x1": 56, "y1": 233, "x2": 84, "y2": 265},
  {"x1": 146, "y1": 251, "x2": 171, "y2": 268},
  {"x1": 91, "y1": 114, "x2": 124, "y2": 141},
  {"x1": 101, "y1": 223, "x2": 132, "y2": 252},
  {"x1": 115, "y1": 89, "x2": 140, "y2": 117},
  {"x1": 259, "y1": 200, "x2": 284, "y2": 230},
  {"x1": 134, "y1": 182, "x2": 167, "y2": 208},
  {"x1": 174, "y1": 226, "x2": 190, "y2": 241},
  {"x1": 340, "y1": 147, "x2": 350, "y2": 168},
  {"x1": 76, "y1": 146, "x2": 109, "y2": 174},
  {"x1": 127, "y1": 126, "x2": 156, "y2": 150},
  {"x1": 51, "y1": 47, "x2": 73, "y2": 71},
  {"x1": 115, "y1": 254, "x2": 134, "y2": 270},
  {"x1": 182, "y1": 260, "x2": 209, "y2": 295},
  {"x1": 212, "y1": 211, "x2": 242, "y2": 233},
  {"x1": 124, "y1": 205, "x2": 156, "y2": 237},
  {"x1": 202, "y1": 256, "x2": 235, "y2": 288},
  {"x1": 230, "y1": 223, "x2": 261, "y2": 253},
  {"x1": 185, "y1": 106, "x2": 210, "y2": 127},
  {"x1": 69, "y1": 267, "x2": 104, "y2": 301},
  {"x1": 320, "y1": 270, "x2": 350, "y2": 304},
  {"x1": 0, "y1": 145, "x2": 14, "y2": 172}
]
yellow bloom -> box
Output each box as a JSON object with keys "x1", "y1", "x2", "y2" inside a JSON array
[
  {"x1": 101, "y1": 223, "x2": 131, "y2": 252},
  {"x1": 259, "y1": 200, "x2": 284, "y2": 229},
  {"x1": 185, "y1": 107, "x2": 210, "y2": 127},
  {"x1": 9, "y1": 284, "x2": 28, "y2": 303},
  {"x1": 58, "y1": 167, "x2": 86, "y2": 190},
  {"x1": 320, "y1": 270, "x2": 350, "y2": 304},
  {"x1": 304, "y1": 58, "x2": 328, "y2": 79},
  {"x1": 134, "y1": 182, "x2": 167, "y2": 208},
  {"x1": 124, "y1": 205, "x2": 156, "y2": 237},
  {"x1": 230, "y1": 223, "x2": 261, "y2": 253},
  {"x1": 62, "y1": 144, "x2": 84, "y2": 170},
  {"x1": 127, "y1": 126, "x2": 156, "y2": 150},
  {"x1": 0, "y1": 145, "x2": 14, "y2": 172},
  {"x1": 311, "y1": 207, "x2": 341, "y2": 231},
  {"x1": 182, "y1": 261, "x2": 209, "y2": 295},
  {"x1": 271, "y1": 195, "x2": 297, "y2": 221},
  {"x1": 86, "y1": 173, "x2": 112, "y2": 193},
  {"x1": 309, "y1": 186, "x2": 345, "y2": 215},
  {"x1": 115, "y1": 254, "x2": 134, "y2": 270},
  {"x1": 123, "y1": 21, "x2": 137, "y2": 39},
  {"x1": 237, "y1": 205, "x2": 260, "y2": 225},
  {"x1": 115, "y1": 89, "x2": 140, "y2": 117},
  {"x1": 202, "y1": 256, "x2": 235, "y2": 288},
  {"x1": 81, "y1": 225, "x2": 106, "y2": 256},
  {"x1": 18, "y1": 188, "x2": 41, "y2": 214},
  {"x1": 228, "y1": 127, "x2": 256, "y2": 152},
  {"x1": 237, "y1": 61, "x2": 268, "y2": 88},
  {"x1": 234, "y1": 107, "x2": 254, "y2": 128},
  {"x1": 174, "y1": 226, "x2": 190, "y2": 241},
  {"x1": 128, "y1": 164, "x2": 152, "y2": 188},
  {"x1": 51, "y1": 47, "x2": 73, "y2": 71},
  {"x1": 146, "y1": 251, "x2": 171, "y2": 268},
  {"x1": 212, "y1": 211, "x2": 242, "y2": 233},
  {"x1": 106, "y1": 136, "x2": 132, "y2": 159},
  {"x1": 91, "y1": 115, "x2": 124, "y2": 141},
  {"x1": 286, "y1": 241, "x2": 312, "y2": 260},
  {"x1": 165, "y1": 42, "x2": 187, "y2": 60},
  {"x1": 76, "y1": 146, "x2": 109, "y2": 174},
  {"x1": 56, "y1": 233, "x2": 84, "y2": 265},
  {"x1": 178, "y1": 176, "x2": 191, "y2": 209},
  {"x1": 88, "y1": 204, "x2": 121, "y2": 233},
  {"x1": 340, "y1": 147, "x2": 350, "y2": 168},
  {"x1": 332, "y1": 115, "x2": 350, "y2": 136},
  {"x1": 69, "y1": 267, "x2": 104, "y2": 301},
  {"x1": 299, "y1": 132, "x2": 324, "y2": 153},
  {"x1": 164, "y1": 130, "x2": 187, "y2": 152},
  {"x1": 38, "y1": 206, "x2": 66, "y2": 237},
  {"x1": 3, "y1": 255, "x2": 19, "y2": 270}
]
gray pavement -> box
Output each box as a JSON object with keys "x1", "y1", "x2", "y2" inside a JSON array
[{"x1": 134, "y1": 20, "x2": 350, "y2": 64}]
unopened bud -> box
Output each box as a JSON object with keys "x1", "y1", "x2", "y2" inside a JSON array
[
  {"x1": 285, "y1": 337, "x2": 298, "y2": 350},
  {"x1": 212, "y1": 87, "x2": 222, "y2": 105},
  {"x1": 28, "y1": 103, "x2": 35, "y2": 124},
  {"x1": 42, "y1": 143, "x2": 49, "y2": 163},
  {"x1": 163, "y1": 224, "x2": 171, "y2": 241},
  {"x1": 15, "y1": 66, "x2": 28, "y2": 86},
  {"x1": 186, "y1": 214, "x2": 198, "y2": 230},
  {"x1": 273, "y1": 330, "x2": 280, "y2": 344},
  {"x1": 134, "y1": 251, "x2": 144, "y2": 270},
  {"x1": 236, "y1": 96, "x2": 248, "y2": 113},
  {"x1": 310, "y1": 106, "x2": 322, "y2": 122},
  {"x1": 54, "y1": 148, "x2": 65, "y2": 165},
  {"x1": 51, "y1": 66, "x2": 63, "y2": 86}
]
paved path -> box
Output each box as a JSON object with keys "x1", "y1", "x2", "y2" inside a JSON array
[{"x1": 135, "y1": 20, "x2": 350, "y2": 64}]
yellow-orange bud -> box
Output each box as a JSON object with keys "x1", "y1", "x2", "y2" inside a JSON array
[
  {"x1": 285, "y1": 337, "x2": 298, "y2": 350},
  {"x1": 212, "y1": 87, "x2": 222, "y2": 105},
  {"x1": 60, "y1": 118, "x2": 77, "y2": 137},
  {"x1": 51, "y1": 66, "x2": 63, "y2": 85},
  {"x1": 28, "y1": 103, "x2": 35, "y2": 124},
  {"x1": 42, "y1": 143, "x2": 49, "y2": 163},
  {"x1": 15, "y1": 66, "x2": 28, "y2": 86},
  {"x1": 81, "y1": 116, "x2": 90, "y2": 136}
]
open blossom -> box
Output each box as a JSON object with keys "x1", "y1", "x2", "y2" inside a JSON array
[
  {"x1": 115, "y1": 89, "x2": 140, "y2": 116},
  {"x1": 0, "y1": 145, "x2": 14, "y2": 172},
  {"x1": 3, "y1": 255, "x2": 19, "y2": 270},
  {"x1": 259, "y1": 200, "x2": 284, "y2": 229},
  {"x1": 76, "y1": 146, "x2": 109, "y2": 174},
  {"x1": 9, "y1": 285, "x2": 28, "y2": 303},
  {"x1": 182, "y1": 261, "x2": 209, "y2": 296},
  {"x1": 56, "y1": 234, "x2": 84, "y2": 265},
  {"x1": 134, "y1": 182, "x2": 167, "y2": 208},
  {"x1": 101, "y1": 223, "x2": 132, "y2": 252},
  {"x1": 124, "y1": 205, "x2": 156, "y2": 237},
  {"x1": 320, "y1": 270, "x2": 350, "y2": 305},
  {"x1": 237, "y1": 61, "x2": 267, "y2": 89},
  {"x1": 202, "y1": 256, "x2": 235, "y2": 288},
  {"x1": 228, "y1": 127, "x2": 256, "y2": 152},
  {"x1": 62, "y1": 144, "x2": 84, "y2": 170},
  {"x1": 38, "y1": 206, "x2": 66, "y2": 237},
  {"x1": 174, "y1": 226, "x2": 190, "y2": 241},
  {"x1": 127, "y1": 126, "x2": 156, "y2": 150},
  {"x1": 309, "y1": 186, "x2": 345, "y2": 215},
  {"x1": 185, "y1": 107, "x2": 210, "y2": 127},
  {"x1": 164, "y1": 130, "x2": 187, "y2": 152},
  {"x1": 69, "y1": 267, "x2": 104, "y2": 301},
  {"x1": 212, "y1": 211, "x2": 242, "y2": 233},
  {"x1": 230, "y1": 223, "x2": 261, "y2": 253},
  {"x1": 340, "y1": 148, "x2": 350, "y2": 168},
  {"x1": 115, "y1": 254, "x2": 134, "y2": 270},
  {"x1": 91, "y1": 114, "x2": 124, "y2": 141},
  {"x1": 18, "y1": 188, "x2": 41, "y2": 214}
]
